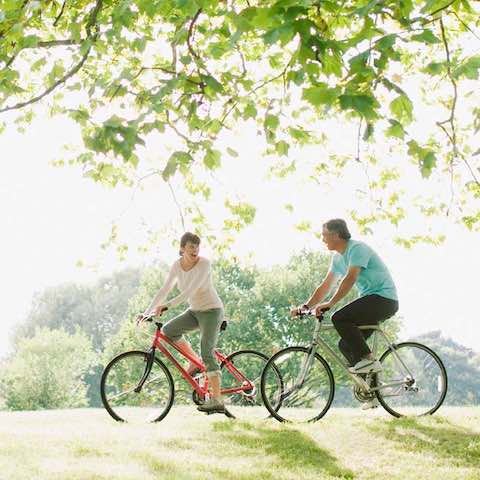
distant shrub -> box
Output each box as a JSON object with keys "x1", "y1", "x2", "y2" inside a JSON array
[{"x1": 0, "y1": 328, "x2": 97, "y2": 410}]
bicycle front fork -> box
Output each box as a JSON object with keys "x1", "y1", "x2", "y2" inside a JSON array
[{"x1": 133, "y1": 348, "x2": 155, "y2": 393}]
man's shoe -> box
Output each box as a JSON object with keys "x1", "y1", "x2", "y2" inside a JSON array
[
  {"x1": 361, "y1": 398, "x2": 380, "y2": 410},
  {"x1": 197, "y1": 398, "x2": 225, "y2": 414},
  {"x1": 349, "y1": 358, "x2": 382, "y2": 374}
]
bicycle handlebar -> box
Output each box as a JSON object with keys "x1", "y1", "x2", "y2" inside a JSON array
[
  {"x1": 296, "y1": 307, "x2": 330, "y2": 319},
  {"x1": 137, "y1": 311, "x2": 228, "y2": 331}
]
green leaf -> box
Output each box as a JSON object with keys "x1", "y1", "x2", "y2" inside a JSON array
[
  {"x1": 21, "y1": 35, "x2": 39, "y2": 48},
  {"x1": 295, "y1": 221, "x2": 311, "y2": 232},
  {"x1": 338, "y1": 94, "x2": 379, "y2": 120},
  {"x1": 421, "y1": 0, "x2": 455, "y2": 14},
  {"x1": 302, "y1": 85, "x2": 340, "y2": 107},
  {"x1": 204, "y1": 75, "x2": 224, "y2": 94},
  {"x1": 453, "y1": 56, "x2": 480, "y2": 80},
  {"x1": 243, "y1": 103, "x2": 257, "y2": 120},
  {"x1": 288, "y1": 127, "x2": 311, "y2": 143},
  {"x1": 362, "y1": 123, "x2": 374, "y2": 141},
  {"x1": 420, "y1": 151, "x2": 437, "y2": 178},
  {"x1": 264, "y1": 114, "x2": 280, "y2": 131},
  {"x1": 407, "y1": 140, "x2": 437, "y2": 178},
  {"x1": 411, "y1": 30, "x2": 441, "y2": 44},
  {"x1": 390, "y1": 95, "x2": 413, "y2": 125},
  {"x1": 204, "y1": 149, "x2": 221, "y2": 170},
  {"x1": 227, "y1": 147, "x2": 239, "y2": 158},
  {"x1": 376, "y1": 34, "x2": 397, "y2": 50},
  {"x1": 275, "y1": 140, "x2": 290, "y2": 157},
  {"x1": 385, "y1": 119, "x2": 406, "y2": 139},
  {"x1": 423, "y1": 61, "x2": 445, "y2": 75},
  {"x1": 162, "y1": 156, "x2": 177, "y2": 181},
  {"x1": 208, "y1": 41, "x2": 229, "y2": 59},
  {"x1": 163, "y1": 151, "x2": 193, "y2": 180}
]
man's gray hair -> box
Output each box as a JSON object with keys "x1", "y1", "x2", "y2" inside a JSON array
[{"x1": 323, "y1": 219, "x2": 351, "y2": 240}]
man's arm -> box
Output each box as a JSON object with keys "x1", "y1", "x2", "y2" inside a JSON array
[
  {"x1": 303, "y1": 270, "x2": 337, "y2": 309},
  {"x1": 327, "y1": 266, "x2": 361, "y2": 306}
]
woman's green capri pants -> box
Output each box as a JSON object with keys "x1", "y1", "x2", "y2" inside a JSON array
[{"x1": 161, "y1": 308, "x2": 224, "y2": 373}]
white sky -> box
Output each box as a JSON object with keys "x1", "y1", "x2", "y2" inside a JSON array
[{"x1": 1, "y1": 110, "x2": 480, "y2": 360}]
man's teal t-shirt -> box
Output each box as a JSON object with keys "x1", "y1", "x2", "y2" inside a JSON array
[{"x1": 330, "y1": 240, "x2": 398, "y2": 301}]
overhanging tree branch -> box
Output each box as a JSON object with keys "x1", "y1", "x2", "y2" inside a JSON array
[
  {"x1": 187, "y1": 9, "x2": 203, "y2": 61},
  {"x1": 0, "y1": 48, "x2": 91, "y2": 113},
  {"x1": 0, "y1": 0, "x2": 104, "y2": 114},
  {"x1": 436, "y1": 18, "x2": 458, "y2": 156},
  {"x1": 53, "y1": 0, "x2": 67, "y2": 27}
]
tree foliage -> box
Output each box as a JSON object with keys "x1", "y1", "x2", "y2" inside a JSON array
[
  {"x1": 1, "y1": 0, "x2": 480, "y2": 244},
  {"x1": 13, "y1": 267, "x2": 143, "y2": 351},
  {"x1": 0, "y1": 327, "x2": 96, "y2": 410},
  {"x1": 414, "y1": 330, "x2": 480, "y2": 405}
]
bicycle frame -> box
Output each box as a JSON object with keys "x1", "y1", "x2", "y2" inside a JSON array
[
  {"x1": 297, "y1": 318, "x2": 416, "y2": 393},
  {"x1": 143, "y1": 324, "x2": 255, "y2": 398}
]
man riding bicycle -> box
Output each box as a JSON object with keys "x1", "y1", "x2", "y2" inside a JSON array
[{"x1": 292, "y1": 218, "x2": 399, "y2": 381}]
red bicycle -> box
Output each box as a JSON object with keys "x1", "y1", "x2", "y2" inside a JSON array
[{"x1": 100, "y1": 316, "x2": 282, "y2": 422}]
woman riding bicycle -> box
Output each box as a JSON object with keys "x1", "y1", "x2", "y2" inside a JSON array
[{"x1": 141, "y1": 232, "x2": 226, "y2": 414}]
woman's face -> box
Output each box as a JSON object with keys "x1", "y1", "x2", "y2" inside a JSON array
[{"x1": 181, "y1": 241, "x2": 200, "y2": 260}]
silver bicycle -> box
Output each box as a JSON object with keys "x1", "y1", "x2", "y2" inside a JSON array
[{"x1": 260, "y1": 309, "x2": 448, "y2": 422}]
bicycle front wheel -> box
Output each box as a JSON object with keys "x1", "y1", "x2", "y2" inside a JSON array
[
  {"x1": 220, "y1": 349, "x2": 281, "y2": 420},
  {"x1": 375, "y1": 342, "x2": 447, "y2": 417},
  {"x1": 101, "y1": 350, "x2": 175, "y2": 423},
  {"x1": 261, "y1": 346, "x2": 335, "y2": 422}
]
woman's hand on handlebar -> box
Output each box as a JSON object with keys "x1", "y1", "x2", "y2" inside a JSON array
[
  {"x1": 136, "y1": 305, "x2": 168, "y2": 324},
  {"x1": 153, "y1": 305, "x2": 169, "y2": 316}
]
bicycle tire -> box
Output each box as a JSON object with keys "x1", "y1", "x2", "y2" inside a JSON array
[
  {"x1": 375, "y1": 342, "x2": 448, "y2": 418},
  {"x1": 220, "y1": 349, "x2": 282, "y2": 420},
  {"x1": 101, "y1": 350, "x2": 175, "y2": 423},
  {"x1": 260, "y1": 346, "x2": 335, "y2": 423}
]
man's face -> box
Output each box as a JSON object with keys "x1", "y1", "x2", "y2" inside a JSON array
[{"x1": 321, "y1": 227, "x2": 338, "y2": 250}]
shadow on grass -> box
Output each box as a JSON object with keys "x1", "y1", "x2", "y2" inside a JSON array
[
  {"x1": 212, "y1": 420, "x2": 354, "y2": 479},
  {"x1": 369, "y1": 416, "x2": 480, "y2": 468},
  {"x1": 134, "y1": 451, "x2": 193, "y2": 480}
]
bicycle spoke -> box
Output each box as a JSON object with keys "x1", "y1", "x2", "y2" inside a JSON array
[
  {"x1": 101, "y1": 351, "x2": 174, "y2": 423},
  {"x1": 220, "y1": 350, "x2": 277, "y2": 420},
  {"x1": 376, "y1": 342, "x2": 447, "y2": 417},
  {"x1": 261, "y1": 346, "x2": 334, "y2": 422}
]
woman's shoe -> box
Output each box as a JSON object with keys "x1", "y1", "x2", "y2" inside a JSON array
[
  {"x1": 197, "y1": 398, "x2": 225, "y2": 414},
  {"x1": 187, "y1": 364, "x2": 202, "y2": 377}
]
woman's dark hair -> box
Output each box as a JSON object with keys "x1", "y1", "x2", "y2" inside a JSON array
[
  {"x1": 323, "y1": 219, "x2": 351, "y2": 240},
  {"x1": 179, "y1": 232, "x2": 201, "y2": 255}
]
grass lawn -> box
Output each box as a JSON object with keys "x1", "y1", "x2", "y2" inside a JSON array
[{"x1": 0, "y1": 406, "x2": 479, "y2": 480}]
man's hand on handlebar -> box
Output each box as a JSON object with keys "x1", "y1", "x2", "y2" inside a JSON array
[
  {"x1": 314, "y1": 302, "x2": 331, "y2": 317},
  {"x1": 290, "y1": 304, "x2": 310, "y2": 317},
  {"x1": 291, "y1": 303, "x2": 331, "y2": 318}
]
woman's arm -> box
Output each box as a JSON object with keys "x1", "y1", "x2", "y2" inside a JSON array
[
  {"x1": 166, "y1": 259, "x2": 211, "y2": 308},
  {"x1": 145, "y1": 263, "x2": 178, "y2": 314}
]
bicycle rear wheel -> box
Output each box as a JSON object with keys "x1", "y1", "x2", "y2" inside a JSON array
[
  {"x1": 220, "y1": 349, "x2": 281, "y2": 420},
  {"x1": 375, "y1": 342, "x2": 447, "y2": 417},
  {"x1": 101, "y1": 350, "x2": 175, "y2": 423},
  {"x1": 261, "y1": 346, "x2": 335, "y2": 422}
]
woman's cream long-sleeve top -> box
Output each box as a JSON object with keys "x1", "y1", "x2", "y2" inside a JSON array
[{"x1": 146, "y1": 257, "x2": 223, "y2": 313}]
